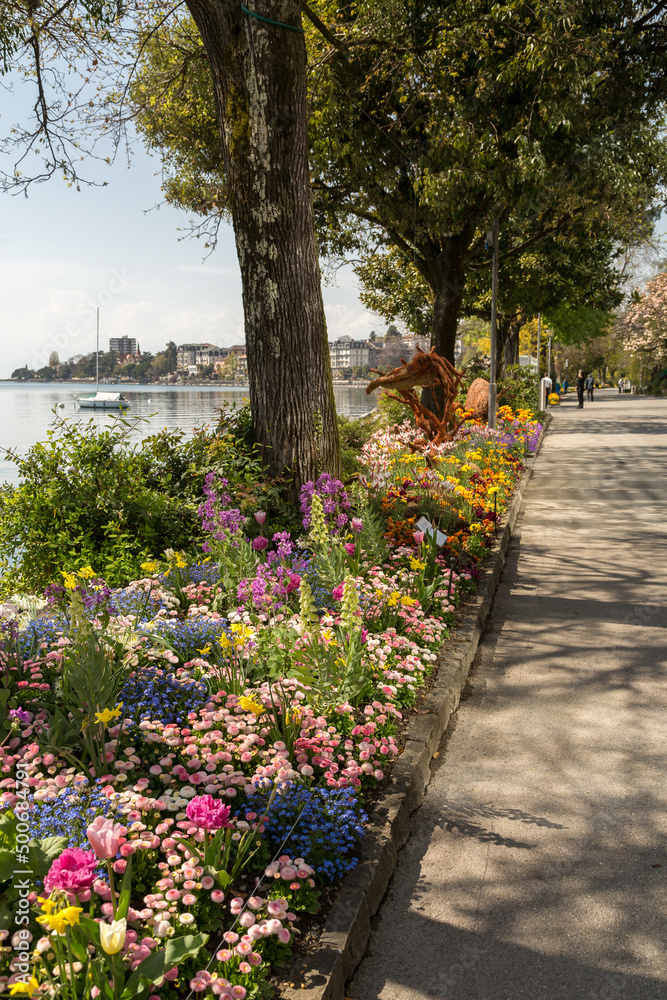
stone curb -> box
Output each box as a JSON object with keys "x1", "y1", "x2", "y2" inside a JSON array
[{"x1": 281, "y1": 419, "x2": 550, "y2": 1000}]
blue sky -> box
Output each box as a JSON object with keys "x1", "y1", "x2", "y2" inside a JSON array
[{"x1": 0, "y1": 78, "x2": 380, "y2": 378}]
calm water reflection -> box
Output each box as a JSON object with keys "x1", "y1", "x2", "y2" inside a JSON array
[{"x1": 2, "y1": 382, "x2": 376, "y2": 485}]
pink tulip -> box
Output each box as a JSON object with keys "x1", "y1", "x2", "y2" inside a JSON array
[
  {"x1": 185, "y1": 794, "x2": 232, "y2": 831},
  {"x1": 413, "y1": 530, "x2": 425, "y2": 545},
  {"x1": 87, "y1": 816, "x2": 123, "y2": 860},
  {"x1": 254, "y1": 511, "x2": 267, "y2": 525},
  {"x1": 44, "y1": 848, "x2": 98, "y2": 894}
]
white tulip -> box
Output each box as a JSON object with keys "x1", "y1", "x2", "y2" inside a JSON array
[{"x1": 99, "y1": 918, "x2": 127, "y2": 955}]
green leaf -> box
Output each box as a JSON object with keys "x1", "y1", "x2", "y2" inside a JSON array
[
  {"x1": 120, "y1": 932, "x2": 209, "y2": 998},
  {"x1": 0, "y1": 848, "x2": 16, "y2": 882}
]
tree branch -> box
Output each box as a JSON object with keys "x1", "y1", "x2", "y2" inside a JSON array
[
  {"x1": 632, "y1": 1, "x2": 667, "y2": 31},
  {"x1": 300, "y1": 2, "x2": 344, "y2": 51}
]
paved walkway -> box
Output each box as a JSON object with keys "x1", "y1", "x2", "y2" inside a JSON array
[{"x1": 350, "y1": 390, "x2": 667, "y2": 1000}]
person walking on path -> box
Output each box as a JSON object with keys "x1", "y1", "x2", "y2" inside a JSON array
[
  {"x1": 576, "y1": 369, "x2": 585, "y2": 408},
  {"x1": 618, "y1": 376, "x2": 623, "y2": 393},
  {"x1": 563, "y1": 377, "x2": 569, "y2": 394},
  {"x1": 585, "y1": 373, "x2": 595, "y2": 401}
]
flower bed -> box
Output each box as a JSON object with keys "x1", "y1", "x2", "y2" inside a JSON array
[{"x1": 0, "y1": 406, "x2": 540, "y2": 999}]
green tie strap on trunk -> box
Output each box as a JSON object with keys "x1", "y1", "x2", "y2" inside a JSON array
[{"x1": 240, "y1": 4, "x2": 305, "y2": 31}]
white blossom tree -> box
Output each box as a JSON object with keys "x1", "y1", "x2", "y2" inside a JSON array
[{"x1": 623, "y1": 272, "x2": 667, "y2": 367}]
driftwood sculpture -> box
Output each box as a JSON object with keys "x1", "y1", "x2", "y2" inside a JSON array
[{"x1": 366, "y1": 347, "x2": 468, "y2": 454}]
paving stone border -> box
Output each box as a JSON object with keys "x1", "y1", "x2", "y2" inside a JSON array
[{"x1": 281, "y1": 418, "x2": 550, "y2": 1000}]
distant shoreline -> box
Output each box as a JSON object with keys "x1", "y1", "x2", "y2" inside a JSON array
[{"x1": 1, "y1": 379, "x2": 372, "y2": 388}]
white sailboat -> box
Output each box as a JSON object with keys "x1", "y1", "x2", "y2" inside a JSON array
[{"x1": 74, "y1": 309, "x2": 131, "y2": 410}]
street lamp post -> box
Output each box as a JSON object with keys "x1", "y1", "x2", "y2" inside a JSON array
[
  {"x1": 536, "y1": 313, "x2": 541, "y2": 379},
  {"x1": 488, "y1": 218, "x2": 499, "y2": 429}
]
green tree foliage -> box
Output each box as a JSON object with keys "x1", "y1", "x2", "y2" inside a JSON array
[
  {"x1": 127, "y1": 1, "x2": 667, "y2": 372},
  {"x1": 544, "y1": 305, "x2": 614, "y2": 347}
]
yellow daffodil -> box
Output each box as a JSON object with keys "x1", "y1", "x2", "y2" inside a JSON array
[
  {"x1": 386, "y1": 592, "x2": 400, "y2": 608},
  {"x1": 61, "y1": 571, "x2": 77, "y2": 591},
  {"x1": 94, "y1": 703, "x2": 123, "y2": 726},
  {"x1": 77, "y1": 565, "x2": 96, "y2": 580},
  {"x1": 38, "y1": 896, "x2": 57, "y2": 914},
  {"x1": 197, "y1": 646, "x2": 211, "y2": 657},
  {"x1": 9, "y1": 976, "x2": 39, "y2": 996},
  {"x1": 37, "y1": 905, "x2": 83, "y2": 935},
  {"x1": 141, "y1": 560, "x2": 160, "y2": 574},
  {"x1": 409, "y1": 558, "x2": 425, "y2": 571},
  {"x1": 239, "y1": 696, "x2": 264, "y2": 716},
  {"x1": 400, "y1": 595, "x2": 416, "y2": 607},
  {"x1": 99, "y1": 917, "x2": 127, "y2": 955}
]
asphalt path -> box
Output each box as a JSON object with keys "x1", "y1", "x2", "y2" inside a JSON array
[{"x1": 350, "y1": 389, "x2": 667, "y2": 1000}]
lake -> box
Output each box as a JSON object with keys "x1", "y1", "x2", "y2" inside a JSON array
[{"x1": 1, "y1": 382, "x2": 377, "y2": 485}]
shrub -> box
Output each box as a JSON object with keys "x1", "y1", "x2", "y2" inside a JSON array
[
  {"x1": 337, "y1": 414, "x2": 376, "y2": 478},
  {"x1": 0, "y1": 406, "x2": 291, "y2": 594},
  {"x1": 0, "y1": 419, "x2": 202, "y2": 593}
]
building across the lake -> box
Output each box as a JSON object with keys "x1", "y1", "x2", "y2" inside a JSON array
[
  {"x1": 177, "y1": 343, "x2": 227, "y2": 368},
  {"x1": 328, "y1": 336, "x2": 372, "y2": 370},
  {"x1": 110, "y1": 336, "x2": 137, "y2": 357}
]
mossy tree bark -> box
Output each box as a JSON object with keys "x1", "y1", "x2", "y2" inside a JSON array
[{"x1": 185, "y1": 0, "x2": 339, "y2": 489}]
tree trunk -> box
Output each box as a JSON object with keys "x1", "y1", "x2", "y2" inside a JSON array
[
  {"x1": 420, "y1": 229, "x2": 474, "y2": 414},
  {"x1": 185, "y1": 0, "x2": 339, "y2": 490},
  {"x1": 501, "y1": 319, "x2": 520, "y2": 372},
  {"x1": 429, "y1": 230, "x2": 475, "y2": 362}
]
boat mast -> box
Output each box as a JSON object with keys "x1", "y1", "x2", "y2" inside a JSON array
[{"x1": 96, "y1": 308, "x2": 100, "y2": 391}]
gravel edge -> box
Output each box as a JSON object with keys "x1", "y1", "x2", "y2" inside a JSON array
[{"x1": 281, "y1": 420, "x2": 549, "y2": 1000}]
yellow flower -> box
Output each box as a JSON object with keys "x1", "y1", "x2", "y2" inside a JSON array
[
  {"x1": 10, "y1": 976, "x2": 39, "y2": 996},
  {"x1": 38, "y1": 896, "x2": 56, "y2": 914},
  {"x1": 286, "y1": 706, "x2": 302, "y2": 726},
  {"x1": 409, "y1": 558, "x2": 425, "y2": 571},
  {"x1": 400, "y1": 595, "x2": 416, "y2": 607},
  {"x1": 94, "y1": 703, "x2": 123, "y2": 726},
  {"x1": 386, "y1": 592, "x2": 400, "y2": 608},
  {"x1": 99, "y1": 917, "x2": 127, "y2": 955},
  {"x1": 61, "y1": 571, "x2": 77, "y2": 591},
  {"x1": 141, "y1": 560, "x2": 160, "y2": 574},
  {"x1": 197, "y1": 646, "x2": 211, "y2": 657},
  {"x1": 77, "y1": 565, "x2": 96, "y2": 580},
  {"x1": 37, "y1": 905, "x2": 83, "y2": 935},
  {"x1": 239, "y1": 696, "x2": 264, "y2": 716}
]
